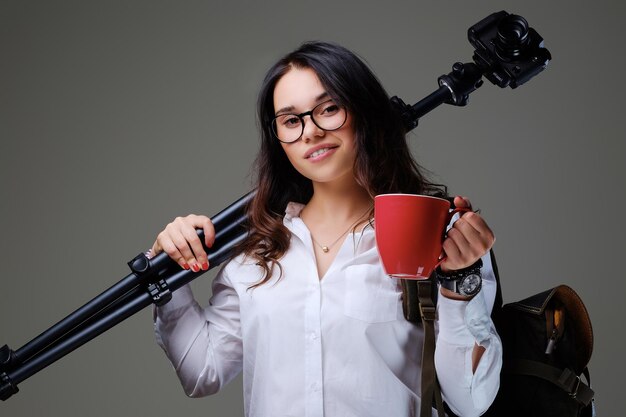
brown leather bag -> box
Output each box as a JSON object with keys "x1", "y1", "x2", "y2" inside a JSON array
[
  {"x1": 402, "y1": 251, "x2": 595, "y2": 417},
  {"x1": 483, "y1": 284, "x2": 595, "y2": 417}
]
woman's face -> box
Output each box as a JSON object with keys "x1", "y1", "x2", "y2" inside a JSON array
[{"x1": 273, "y1": 67, "x2": 358, "y2": 185}]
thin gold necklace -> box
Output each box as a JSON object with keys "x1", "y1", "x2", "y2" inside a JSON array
[{"x1": 307, "y1": 205, "x2": 373, "y2": 253}]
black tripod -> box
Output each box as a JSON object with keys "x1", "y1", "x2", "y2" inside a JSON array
[{"x1": 0, "y1": 10, "x2": 551, "y2": 401}]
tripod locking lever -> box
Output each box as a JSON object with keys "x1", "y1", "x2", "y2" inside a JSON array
[{"x1": 128, "y1": 253, "x2": 172, "y2": 307}]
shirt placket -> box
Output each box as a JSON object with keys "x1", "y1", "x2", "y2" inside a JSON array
[
  {"x1": 291, "y1": 227, "x2": 324, "y2": 417},
  {"x1": 304, "y1": 272, "x2": 323, "y2": 417}
]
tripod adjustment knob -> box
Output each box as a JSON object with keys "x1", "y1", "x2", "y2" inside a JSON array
[
  {"x1": 0, "y1": 372, "x2": 19, "y2": 401},
  {"x1": 452, "y1": 62, "x2": 465, "y2": 77},
  {"x1": 128, "y1": 253, "x2": 150, "y2": 274},
  {"x1": 128, "y1": 252, "x2": 172, "y2": 306}
]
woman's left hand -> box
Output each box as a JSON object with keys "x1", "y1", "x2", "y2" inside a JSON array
[{"x1": 440, "y1": 196, "x2": 495, "y2": 273}]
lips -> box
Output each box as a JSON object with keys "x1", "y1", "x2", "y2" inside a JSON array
[{"x1": 304, "y1": 144, "x2": 339, "y2": 159}]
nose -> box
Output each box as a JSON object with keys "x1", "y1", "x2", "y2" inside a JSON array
[{"x1": 301, "y1": 114, "x2": 324, "y2": 143}]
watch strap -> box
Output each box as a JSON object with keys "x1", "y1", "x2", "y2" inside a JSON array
[
  {"x1": 437, "y1": 258, "x2": 483, "y2": 296},
  {"x1": 436, "y1": 258, "x2": 483, "y2": 280}
]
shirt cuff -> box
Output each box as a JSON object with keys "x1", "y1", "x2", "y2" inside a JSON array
[{"x1": 437, "y1": 290, "x2": 492, "y2": 346}]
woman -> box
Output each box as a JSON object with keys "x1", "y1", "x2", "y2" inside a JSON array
[{"x1": 151, "y1": 41, "x2": 501, "y2": 417}]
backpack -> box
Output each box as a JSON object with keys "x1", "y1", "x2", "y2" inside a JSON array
[{"x1": 402, "y1": 250, "x2": 596, "y2": 417}]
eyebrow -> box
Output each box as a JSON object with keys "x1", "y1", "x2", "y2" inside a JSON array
[{"x1": 275, "y1": 92, "x2": 330, "y2": 116}]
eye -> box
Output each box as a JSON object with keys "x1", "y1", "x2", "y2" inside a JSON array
[
  {"x1": 277, "y1": 115, "x2": 301, "y2": 128},
  {"x1": 318, "y1": 102, "x2": 340, "y2": 117}
]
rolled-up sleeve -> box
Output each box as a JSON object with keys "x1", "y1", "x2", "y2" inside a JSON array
[
  {"x1": 435, "y1": 253, "x2": 502, "y2": 416},
  {"x1": 153, "y1": 266, "x2": 243, "y2": 397}
]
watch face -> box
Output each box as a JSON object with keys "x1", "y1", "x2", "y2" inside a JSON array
[{"x1": 459, "y1": 273, "x2": 481, "y2": 295}]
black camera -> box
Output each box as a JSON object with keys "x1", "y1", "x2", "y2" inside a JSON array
[{"x1": 468, "y1": 11, "x2": 551, "y2": 88}]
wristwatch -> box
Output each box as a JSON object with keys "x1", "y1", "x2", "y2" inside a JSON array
[{"x1": 436, "y1": 259, "x2": 483, "y2": 297}]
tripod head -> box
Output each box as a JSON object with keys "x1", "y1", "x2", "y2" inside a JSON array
[
  {"x1": 469, "y1": 11, "x2": 551, "y2": 89},
  {"x1": 392, "y1": 10, "x2": 552, "y2": 130}
]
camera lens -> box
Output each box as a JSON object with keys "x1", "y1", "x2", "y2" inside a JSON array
[{"x1": 496, "y1": 14, "x2": 529, "y2": 60}]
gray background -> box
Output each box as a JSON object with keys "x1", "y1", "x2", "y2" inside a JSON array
[{"x1": 1, "y1": 0, "x2": 624, "y2": 415}]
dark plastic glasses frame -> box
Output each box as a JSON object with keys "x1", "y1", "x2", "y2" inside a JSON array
[{"x1": 270, "y1": 100, "x2": 347, "y2": 143}]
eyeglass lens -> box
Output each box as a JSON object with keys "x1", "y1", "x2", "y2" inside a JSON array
[{"x1": 272, "y1": 100, "x2": 346, "y2": 143}]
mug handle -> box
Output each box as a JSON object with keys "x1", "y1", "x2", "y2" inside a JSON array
[{"x1": 434, "y1": 207, "x2": 471, "y2": 270}]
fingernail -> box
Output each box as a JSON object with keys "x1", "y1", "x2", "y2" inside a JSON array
[
  {"x1": 191, "y1": 264, "x2": 200, "y2": 272},
  {"x1": 182, "y1": 263, "x2": 190, "y2": 270},
  {"x1": 202, "y1": 262, "x2": 209, "y2": 271}
]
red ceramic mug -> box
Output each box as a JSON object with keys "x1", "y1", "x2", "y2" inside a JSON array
[{"x1": 374, "y1": 194, "x2": 469, "y2": 279}]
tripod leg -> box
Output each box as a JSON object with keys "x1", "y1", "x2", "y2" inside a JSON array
[{"x1": 1, "y1": 229, "x2": 247, "y2": 400}]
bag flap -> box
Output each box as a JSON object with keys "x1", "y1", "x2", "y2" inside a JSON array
[
  {"x1": 554, "y1": 285, "x2": 594, "y2": 373},
  {"x1": 507, "y1": 285, "x2": 594, "y2": 373},
  {"x1": 508, "y1": 287, "x2": 558, "y2": 315}
]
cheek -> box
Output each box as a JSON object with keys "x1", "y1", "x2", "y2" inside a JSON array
[
  {"x1": 341, "y1": 120, "x2": 358, "y2": 154},
  {"x1": 280, "y1": 143, "x2": 295, "y2": 163},
  {"x1": 344, "y1": 136, "x2": 359, "y2": 161},
  {"x1": 280, "y1": 144, "x2": 305, "y2": 171}
]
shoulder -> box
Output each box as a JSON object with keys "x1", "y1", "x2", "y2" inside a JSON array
[
  {"x1": 218, "y1": 252, "x2": 272, "y2": 289},
  {"x1": 222, "y1": 252, "x2": 259, "y2": 275}
]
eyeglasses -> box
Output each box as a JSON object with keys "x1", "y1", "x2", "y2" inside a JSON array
[{"x1": 271, "y1": 100, "x2": 347, "y2": 143}]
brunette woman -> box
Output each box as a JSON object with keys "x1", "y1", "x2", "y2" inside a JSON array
[{"x1": 150, "y1": 41, "x2": 501, "y2": 417}]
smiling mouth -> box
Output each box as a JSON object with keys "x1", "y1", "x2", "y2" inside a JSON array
[{"x1": 306, "y1": 146, "x2": 337, "y2": 159}]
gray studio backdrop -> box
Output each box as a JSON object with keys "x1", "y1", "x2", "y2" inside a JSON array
[{"x1": 1, "y1": 1, "x2": 624, "y2": 416}]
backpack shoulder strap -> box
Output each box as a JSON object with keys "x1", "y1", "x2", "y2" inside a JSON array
[
  {"x1": 489, "y1": 248, "x2": 503, "y2": 315},
  {"x1": 416, "y1": 277, "x2": 445, "y2": 417},
  {"x1": 400, "y1": 249, "x2": 502, "y2": 417},
  {"x1": 402, "y1": 248, "x2": 503, "y2": 322},
  {"x1": 506, "y1": 359, "x2": 594, "y2": 406}
]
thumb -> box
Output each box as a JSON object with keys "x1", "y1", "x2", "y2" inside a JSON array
[
  {"x1": 150, "y1": 241, "x2": 162, "y2": 257},
  {"x1": 453, "y1": 195, "x2": 472, "y2": 209}
]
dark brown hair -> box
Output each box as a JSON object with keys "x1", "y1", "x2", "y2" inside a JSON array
[{"x1": 237, "y1": 41, "x2": 447, "y2": 287}]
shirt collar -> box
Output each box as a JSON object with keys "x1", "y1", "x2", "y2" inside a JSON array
[
  {"x1": 284, "y1": 201, "x2": 306, "y2": 221},
  {"x1": 283, "y1": 201, "x2": 375, "y2": 243}
]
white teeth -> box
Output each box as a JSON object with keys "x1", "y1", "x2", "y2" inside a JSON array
[{"x1": 309, "y1": 148, "x2": 331, "y2": 158}]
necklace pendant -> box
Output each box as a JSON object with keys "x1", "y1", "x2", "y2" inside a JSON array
[{"x1": 322, "y1": 246, "x2": 329, "y2": 253}]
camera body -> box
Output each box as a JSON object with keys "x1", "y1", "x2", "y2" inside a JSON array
[{"x1": 468, "y1": 11, "x2": 551, "y2": 89}]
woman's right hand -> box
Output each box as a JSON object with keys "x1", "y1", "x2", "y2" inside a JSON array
[{"x1": 150, "y1": 214, "x2": 216, "y2": 272}]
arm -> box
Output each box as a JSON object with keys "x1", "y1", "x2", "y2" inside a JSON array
[
  {"x1": 435, "y1": 252, "x2": 502, "y2": 416},
  {"x1": 439, "y1": 289, "x2": 486, "y2": 373},
  {"x1": 150, "y1": 214, "x2": 242, "y2": 396},
  {"x1": 439, "y1": 196, "x2": 496, "y2": 372},
  {"x1": 153, "y1": 266, "x2": 243, "y2": 397},
  {"x1": 435, "y1": 196, "x2": 502, "y2": 415}
]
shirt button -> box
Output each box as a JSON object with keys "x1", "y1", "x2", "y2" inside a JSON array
[{"x1": 309, "y1": 332, "x2": 318, "y2": 340}]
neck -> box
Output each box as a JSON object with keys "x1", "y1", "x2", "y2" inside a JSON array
[{"x1": 304, "y1": 175, "x2": 373, "y2": 224}]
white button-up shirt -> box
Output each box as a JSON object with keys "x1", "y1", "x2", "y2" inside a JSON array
[{"x1": 154, "y1": 202, "x2": 502, "y2": 417}]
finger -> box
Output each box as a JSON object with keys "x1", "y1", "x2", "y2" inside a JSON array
[
  {"x1": 169, "y1": 228, "x2": 202, "y2": 271},
  {"x1": 451, "y1": 215, "x2": 494, "y2": 260},
  {"x1": 449, "y1": 217, "x2": 489, "y2": 268},
  {"x1": 461, "y1": 211, "x2": 495, "y2": 242},
  {"x1": 452, "y1": 217, "x2": 482, "y2": 247},
  {"x1": 158, "y1": 234, "x2": 189, "y2": 270},
  {"x1": 202, "y1": 218, "x2": 216, "y2": 271},
  {"x1": 184, "y1": 214, "x2": 215, "y2": 249},
  {"x1": 447, "y1": 226, "x2": 473, "y2": 260},
  {"x1": 199, "y1": 216, "x2": 216, "y2": 249},
  {"x1": 441, "y1": 236, "x2": 462, "y2": 271},
  {"x1": 180, "y1": 224, "x2": 209, "y2": 271},
  {"x1": 150, "y1": 241, "x2": 162, "y2": 257}
]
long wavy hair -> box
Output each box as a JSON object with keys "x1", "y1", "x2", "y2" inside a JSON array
[{"x1": 237, "y1": 41, "x2": 447, "y2": 287}]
